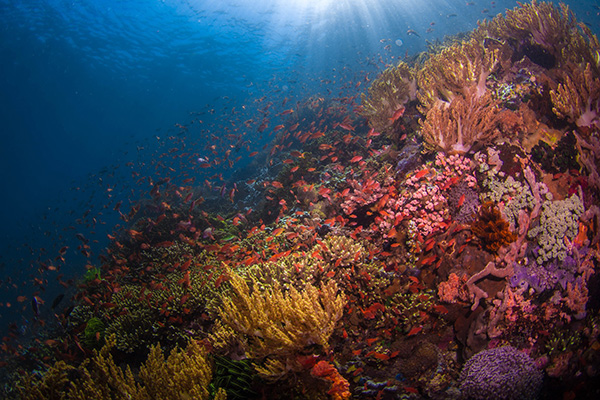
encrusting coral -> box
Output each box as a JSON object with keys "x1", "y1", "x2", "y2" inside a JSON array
[{"x1": 459, "y1": 345, "x2": 543, "y2": 400}]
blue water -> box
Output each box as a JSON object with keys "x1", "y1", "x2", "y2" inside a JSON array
[{"x1": 0, "y1": 0, "x2": 599, "y2": 339}]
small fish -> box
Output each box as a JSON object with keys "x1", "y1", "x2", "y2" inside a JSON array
[
  {"x1": 389, "y1": 106, "x2": 405, "y2": 122},
  {"x1": 51, "y1": 293, "x2": 65, "y2": 309},
  {"x1": 31, "y1": 297, "x2": 39, "y2": 317},
  {"x1": 407, "y1": 326, "x2": 422, "y2": 336},
  {"x1": 406, "y1": 29, "x2": 420, "y2": 37}
]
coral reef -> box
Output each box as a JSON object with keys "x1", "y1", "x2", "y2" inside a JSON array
[{"x1": 6, "y1": 2, "x2": 600, "y2": 400}]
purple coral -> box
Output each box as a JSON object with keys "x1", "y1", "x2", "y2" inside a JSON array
[{"x1": 459, "y1": 346, "x2": 543, "y2": 400}]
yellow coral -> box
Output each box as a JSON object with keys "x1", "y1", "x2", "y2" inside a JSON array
[
  {"x1": 416, "y1": 37, "x2": 510, "y2": 113},
  {"x1": 360, "y1": 61, "x2": 416, "y2": 132},
  {"x1": 18, "y1": 335, "x2": 217, "y2": 400},
  {"x1": 551, "y1": 62, "x2": 600, "y2": 129},
  {"x1": 139, "y1": 340, "x2": 213, "y2": 399},
  {"x1": 213, "y1": 268, "x2": 345, "y2": 361},
  {"x1": 17, "y1": 361, "x2": 77, "y2": 400},
  {"x1": 419, "y1": 87, "x2": 505, "y2": 154},
  {"x1": 475, "y1": 0, "x2": 576, "y2": 60}
]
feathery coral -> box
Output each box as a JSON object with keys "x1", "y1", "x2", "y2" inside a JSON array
[
  {"x1": 18, "y1": 335, "x2": 217, "y2": 400},
  {"x1": 471, "y1": 201, "x2": 517, "y2": 253},
  {"x1": 213, "y1": 268, "x2": 345, "y2": 360}
]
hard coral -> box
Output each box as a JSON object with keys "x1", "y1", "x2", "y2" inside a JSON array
[
  {"x1": 459, "y1": 346, "x2": 543, "y2": 400},
  {"x1": 471, "y1": 201, "x2": 517, "y2": 253}
]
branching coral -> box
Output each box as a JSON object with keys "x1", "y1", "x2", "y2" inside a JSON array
[
  {"x1": 360, "y1": 61, "x2": 416, "y2": 132},
  {"x1": 420, "y1": 88, "x2": 506, "y2": 154},
  {"x1": 213, "y1": 268, "x2": 345, "y2": 361},
  {"x1": 550, "y1": 62, "x2": 600, "y2": 129},
  {"x1": 18, "y1": 335, "x2": 220, "y2": 400}
]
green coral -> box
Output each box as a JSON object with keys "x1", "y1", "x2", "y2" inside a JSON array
[
  {"x1": 83, "y1": 267, "x2": 102, "y2": 283},
  {"x1": 480, "y1": 168, "x2": 549, "y2": 228},
  {"x1": 528, "y1": 194, "x2": 584, "y2": 263},
  {"x1": 83, "y1": 317, "x2": 105, "y2": 349},
  {"x1": 210, "y1": 356, "x2": 257, "y2": 400},
  {"x1": 545, "y1": 328, "x2": 582, "y2": 356},
  {"x1": 100, "y1": 243, "x2": 225, "y2": 353}
]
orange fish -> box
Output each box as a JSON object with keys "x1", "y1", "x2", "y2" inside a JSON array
[
  {"x1": 389, "y1": 106, "x2": 405, "y2": 122},
  {"x1": 407, "y1": 326, "x2": 422, "y2": 336},
  {"x1": 350, "y1": 155, "x2": 363, "y2": 163}
]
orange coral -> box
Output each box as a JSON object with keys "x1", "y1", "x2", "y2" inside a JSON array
[
  {"x1": 310, "y1": 361, "x2": 351, "y2": 400},
  {"x1": 471, "y1": 201, "x2": 517, "y2": 252},
  {"x1": 437, "y1": 273, "x2": 469, "y2": 303},
  {"x1": 419, "y1": 88, "x2": 506, "y2": 154}
]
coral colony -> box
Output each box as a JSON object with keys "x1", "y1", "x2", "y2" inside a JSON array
[{"x1": 4, "y1": 1, "x2": 600, "y2": 399}]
